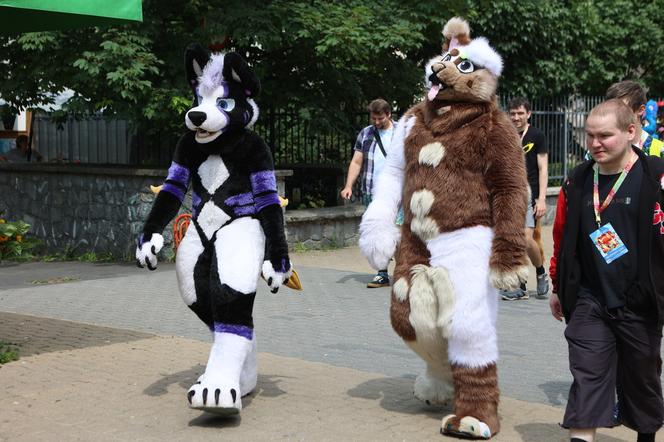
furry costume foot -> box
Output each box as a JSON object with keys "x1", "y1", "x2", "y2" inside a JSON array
[
  {"x1": 441, "y1": 363, "x2": 500, "y2": 439},
  {"x1": 414, "y1": 371, "x2": 454, "y2": 406},
  {"x1": 441, "y1": 415, "x2": 492, "y2": 439},
  {"x1": 187, "y1": 333, "x2": 257, "y2": 415}
]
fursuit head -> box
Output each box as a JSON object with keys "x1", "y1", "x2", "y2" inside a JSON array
[
  {"x1": 359, "y1": 17, "x2": 528, "y2": 439},
  {"x1": 184, "y1": 43, "x2": 260, "y2": 148},
  {"x1": 136, "y1": 44, "x2": 292, "y2": 416}
]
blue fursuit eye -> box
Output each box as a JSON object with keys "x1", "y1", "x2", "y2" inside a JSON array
[{"x1": 216, "y1": 98, "x2": 235, "y2": 111}]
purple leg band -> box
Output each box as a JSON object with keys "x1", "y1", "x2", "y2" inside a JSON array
[
  {"x1": 213, "y1": 322, "x2": 253, "y2": 340},
  {"x1": 250, "y1": 170, "x2": 277, "y2": 194},
  {"x1": 225, "y1": 192, "x2": 254, "y2": 207},
  {"x1": 254, "y1": 193, "x2": 280, "y2": 211},
  {"x1": 166, "y1": 161, "x2": 190, "y2": 186},
  {"x1": 161, "y1": 183, "x2": 185, "y2": 202}
]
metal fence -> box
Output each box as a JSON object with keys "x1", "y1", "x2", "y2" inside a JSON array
[{"x1": 30, "y1": 96, "x2": 604, "y2": 185}]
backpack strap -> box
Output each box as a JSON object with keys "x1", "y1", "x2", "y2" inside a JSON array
[{"x1": 372, "y1": 126, "x2": 387, "y2": 157}]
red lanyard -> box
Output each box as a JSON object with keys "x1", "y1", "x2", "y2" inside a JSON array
[{"x1": 592, "y1": 152, "x2": 638, "y2": 228}]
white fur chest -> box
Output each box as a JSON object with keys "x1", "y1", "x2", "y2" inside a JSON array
[
  {"x1": 198, "y1": 155, "x2": 230, "y2": 194},
  {"x1": 196, "y1": 155, "x2": 231, "y2": 238}
]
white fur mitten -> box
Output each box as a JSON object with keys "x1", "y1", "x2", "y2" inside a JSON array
[
  {"x1": 359, "y1": 201, "x2": 401, "y2": 271},
  {"x1": 135, "y1": 233, "x2": 164, "y2": 271}
]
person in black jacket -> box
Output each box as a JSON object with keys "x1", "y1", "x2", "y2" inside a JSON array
[{"x1": 550, "y1": 99, "x2": 664, "y2": 442}]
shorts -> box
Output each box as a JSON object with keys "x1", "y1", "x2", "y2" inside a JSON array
[
  {"x1": 525, "y1": 201, "x2": 536, "y2": 229},
  {"x1": 562, "y1": 291, "x2": 663, "y2": 432}
]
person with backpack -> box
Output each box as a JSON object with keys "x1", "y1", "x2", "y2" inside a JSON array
[{"x1": 341, "y1": 98, "x2": 396, "y2": 288}]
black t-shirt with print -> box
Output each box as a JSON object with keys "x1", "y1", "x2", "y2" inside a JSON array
[
  {"x1": 522, "y1": 126, "x2": 547, "y2": 204},
  {"x1": 577, "y1": 160, "x2": 642, "y2": 308}
]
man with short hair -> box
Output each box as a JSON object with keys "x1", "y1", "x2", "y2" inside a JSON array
[
  {"x1": 502, "y1": 97, "x2": 549, "y2": 300},
  {"x1": 550, "y1": 99, "x2": 664, "y2": 442},
  {"x1": 341, "y1": 98, "x2": 395, "y2": 288},
  {"x1": 606, "y1": 80, "x2": 663, "y2": 157}
]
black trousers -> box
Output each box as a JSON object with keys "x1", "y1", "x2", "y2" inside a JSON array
[{"x1": 563, "y1": 293, "x2": 663, "y2": 433}]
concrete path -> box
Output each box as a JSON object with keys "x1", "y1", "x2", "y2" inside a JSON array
[{"x1": 0, "y1": 226, "x2": 659, "y2": 441}]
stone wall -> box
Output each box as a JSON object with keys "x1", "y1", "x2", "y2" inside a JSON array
[
  {"x1": 0, "y1": 163, "x2": 290, "y2": 259},
  {"x1": 0, "y1": 161, "x2": 562, "y2": 257},
  {"x1": 284, "y1": 205, "x2": 366, "y2": 250}
]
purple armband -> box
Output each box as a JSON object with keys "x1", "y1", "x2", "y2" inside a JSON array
[
  {"x1": 213, "y1": 322, "x2": 253, "y2": 340},
  {"x1": 250, "y1": 170, "x2": 277, "y2": 194}
]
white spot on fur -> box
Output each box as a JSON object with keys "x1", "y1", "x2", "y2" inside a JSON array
[
  {"x1": 427, "y1": 266, "x2": 455, "y2": 337},
  {"x1": 198, "y1": 155, "x2": 230, "y2": 193},
  {"x1": 247, "y1": 98, "x2": 259, "y2": 128},
  {"x1": 408, "y1": 265, "x2": 440, "y2": 343},
  {"x1": 393, "y1": 277, "x2": 410, "y2": 302},
  {"x1": 231, "y1": 68, "x2": 241, "y2": 83},
  {"x1": 410, "y1": 189, "x2": 435, "y2": 218},
  {"x1": 176, "y1": 226, "x2": 204, "y2": 305},
  {"x1": 411, "y1": 216, "x2": 440, "y2": 242},
  {"x1": 660, "y1": 174, "x2": 664, "y2": 190},
  {"x1": 489, "y1": 265, "x2": 529, "y2": 291},
  {"x1": 197, "y1": 201, "x2": 231, "y2": 239},
  {"x1": 192, "y1": 60, "x2": 203, "y2": 77},
  {"x1": 215, "y1": 218, "x2": 265, "y2": 294},
  {"x1": 418, "y1": 142, "x2": 445, "y2": 167}
]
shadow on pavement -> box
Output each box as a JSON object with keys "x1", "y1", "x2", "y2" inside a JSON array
[
  {"x1": 347, "y1": 376, "x2": 450, "y2": 418},
  {"x1": 144, "y1": 364, "x2": 290, "y2": 401},
  {"x1": 514, "y1": 422, "x2": 628, "y2": 442},
  {"x1": 538, "y1": 381, "x2": 570, "y2": 406}
]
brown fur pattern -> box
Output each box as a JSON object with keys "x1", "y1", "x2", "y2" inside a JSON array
[
  {"x1": 390, "y1": 226, "x2": 430, "y2": 341},
  {"x1": 445, "y1": 363, "x2": 500, "y2": 435},
  {"x1": 398, "y1": 100, "x2": 528, "y2": 274}
]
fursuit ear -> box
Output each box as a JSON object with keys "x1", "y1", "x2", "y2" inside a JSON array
[
  {"x1": 222, "y1": 52, "x2": 261, "y2": 98},
  {"x1": 184, "y1": 43, "x2": 211, "y2": 89},
  {"x1": 442, "y1": 17, "x2": 471, "y2": 52}
]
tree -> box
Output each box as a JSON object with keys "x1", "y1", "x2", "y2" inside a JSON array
[{"x1": 1, "y1": 0, "x2": 663, "y2": 137}]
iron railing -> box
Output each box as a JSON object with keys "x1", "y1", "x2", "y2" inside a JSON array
[{"x1": 28, "y1": 96, "x2": 605, "y2": 185}]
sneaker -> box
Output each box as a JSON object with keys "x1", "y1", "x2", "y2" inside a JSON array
[
  {"x1": 501, "y1": 288, "x2": 529, "y2": 301},
  {"x1": 367, "y1": 273, "x2": 390, "y2": 288},
  {"x1": 536, "y1": 273, "x2": 550, "y2": 299}
]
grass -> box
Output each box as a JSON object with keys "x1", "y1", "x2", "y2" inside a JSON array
[{"x1": 0, "y1": 341, "x2": 20, "y2": 364}]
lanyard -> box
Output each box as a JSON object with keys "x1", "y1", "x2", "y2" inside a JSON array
[{"x1": 592, "y1": 152, "x2": 637, "y2": 228}]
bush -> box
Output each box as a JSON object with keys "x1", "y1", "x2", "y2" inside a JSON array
[{"x1": 0, "y1": 218, "x2": 40, "y2": 261}]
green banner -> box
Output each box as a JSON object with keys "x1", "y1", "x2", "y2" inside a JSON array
[{"x1": 0, "y1": 0, "x2": 142, "y2": 34}]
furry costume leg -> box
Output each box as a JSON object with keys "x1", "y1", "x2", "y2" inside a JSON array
[
  {"x1": 391, "y1": 227, "x2": 455, "y2": 406},
  {"x1": 425, "y1": 226, "x2": 500, "y2": 438},
  {"x1": 183, "y1": 217, "x2": 264, "y2": 414}
]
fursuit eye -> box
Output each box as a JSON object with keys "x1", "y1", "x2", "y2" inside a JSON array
[
  {"x1": 442, "y1": 53, "x2": 452, "y2": 62},
  {"x1": 216, "y1": 98, "x2": 235, "y2": 111},
  {"x1": 457, "y1": 60, "x2": 475, "y2": 73}
]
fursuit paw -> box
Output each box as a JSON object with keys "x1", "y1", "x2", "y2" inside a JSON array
[
  {"x1": 262, "y1": 259, "x2": 292, "y2": 293},
  {"x1": 187, "y1": 376, "x2": 242, "y2": 416},
  {"x1": 359, "y1": 203, "x2": 401, "y2": 270},
  {"x1": 489, "y1": 265, "x2": 528, "y2": 291},
  {"x1": 135, "y1": 233, "x2": 164, "y2": 271},
  {"x1": 414, "y1": 372, "x2": 454, "y2": 406},
  {"x1": 441, "y1": 415, "x2": 493, "y2": 439},
  {"x1": 188, "y1": 335, "x2": 257, "y2": 415}
]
